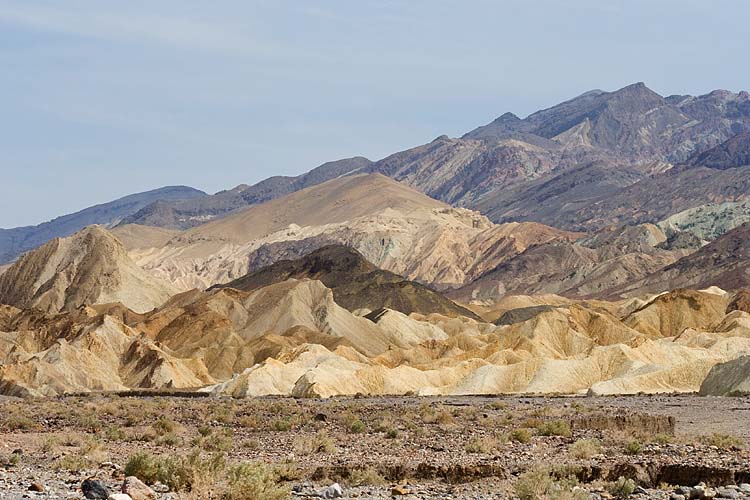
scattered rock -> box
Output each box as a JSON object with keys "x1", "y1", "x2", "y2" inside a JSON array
[
  {"x1": 320, "y1": 482, "x2": 344, "y2": 498},
  {"x1": 28, "y1": 482, "x2": 44, "y2": 492},
  {"x1": 391, "y1": 484, "x2": 411, "y2": 495},
  {"x1": 108, "y1": 495, "x2": 133, "y2": 500},
  {"x1": 82, "y1": 478, "x2": 111, "y2": 499},
  {"x1": 122, "y1": 476, "x2": 156, "y2": 500}
]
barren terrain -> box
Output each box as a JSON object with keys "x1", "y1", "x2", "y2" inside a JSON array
[{"x1": 1, "y1": 395, "x2": 749, "y2": 499}]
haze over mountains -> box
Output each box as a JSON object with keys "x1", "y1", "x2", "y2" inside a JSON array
[{"x1": 2, "y1": 82, "x2": 750, "y2": 398}]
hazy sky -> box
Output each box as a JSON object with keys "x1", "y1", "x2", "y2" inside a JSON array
[{"x1": 1, "y1": 0, "x2": 748, "y2": 228}]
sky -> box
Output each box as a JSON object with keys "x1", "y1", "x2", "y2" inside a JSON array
[{"x1": 1, "y1": 0, "x2": 749, "y2": 228}]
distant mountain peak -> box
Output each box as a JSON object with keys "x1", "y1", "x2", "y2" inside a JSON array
[{"x1": 493, "y1": 112, "x2": 521, "y2": 123}]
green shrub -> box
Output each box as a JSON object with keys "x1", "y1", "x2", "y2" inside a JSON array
[
  {"x1": 348, "y1": 466, "x2": 386, "y2": 486},
  {"x1": 624, "y1": 440, "x2": 643, "y2": 455},
  {"x1": 538, "y1": 420, "x2": 572, "y2": 437},
  {"x1": 700, "y1": 433, "x2": 744, "y2": 450},
  {"x1": 151, "y1": 416, "x2": 177, "y2": 436},
  {"x1": 348, "y1": 419, "x2": 366, "y2": 434},
  {"x1": 515, "y1": 467, "x2": 587, "y2": 500},
  {"x1": 511, "y1": 428, "x2": 532, "y2": 444},
  {"x1": 272, "y1": 418, "x2": 292, "y2": 432},
  {"x1": 608, "y1": 476, "x2": 636, "y2": 498},
  {"x1": 569, "y1": 438, "x2": 602, "y2": 459},
  {"x1": 225, "y1": 462, "x2": 289, "y2": 500}
]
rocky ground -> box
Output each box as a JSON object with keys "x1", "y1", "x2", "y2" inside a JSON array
[{"x1": 1, "y1": 394, "x2": 749, "y2": 499}]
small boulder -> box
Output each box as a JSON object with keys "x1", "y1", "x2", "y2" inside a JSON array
[
  {"x1": 391, "y1": 484, "x2": 411, "y2": 495},
  {"x1": 122, "y1": 476, "x2": 156, "y2": 500},
  {"x1": 28, "y1": 482, "x2": 44, "y2": 492},
  {"x1": 320, "y1": 482, "x2": 344, "y2": 498},
  {"x1": 108, "y1": 495, "x2": 133, "y2": 500},
  {"x1": 82, "y1": 478, "x2": 111, "y2": 499}
]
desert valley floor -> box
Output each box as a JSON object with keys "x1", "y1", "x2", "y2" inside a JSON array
[{"x1": 1, "y1": 394, "x2": 750, "y2": 499}]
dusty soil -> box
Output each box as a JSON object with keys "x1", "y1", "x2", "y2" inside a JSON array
[{"x1": 1, "y1": 394, "x2": 749, "y2": 499}]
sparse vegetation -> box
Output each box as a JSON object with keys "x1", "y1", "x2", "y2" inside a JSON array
[
  {"x1": 700, "y1": 433, "x2": 744, "y2": 450},
  {"x1": 511, "y1": 428, "x2": 533, "y2": 444},
  {"x1": 348, "y1": 466, "x2": 386, "y2": 487},
  {"x1": 623, "y1": 440, "x2": 643, "y2": 456},
  {"x1": 608, "y1": 476, "x2": 636, "y2": 498},
  {"x1": 537, "y1": 420, "x2": 572, "y2": 438},
  {"x1": 293, "y1": 432, "x2": 336, "y2": 455},
  {"x1": 569, "y1": 438, "x2": 602, "y2": 459},
  {"x1": 515, "y1": 467, "x2": 588, "y2": 500}
]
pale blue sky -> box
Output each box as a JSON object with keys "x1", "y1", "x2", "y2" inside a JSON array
[{"x1": 1, "y1": 0, "x2": 748, "y2": 227}]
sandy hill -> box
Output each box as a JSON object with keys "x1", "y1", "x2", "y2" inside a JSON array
[
  {"x1": 211, "y1": 245, "x2": 478, "y2": 319},
  {"x1": 3, "y1": 278, "x2": 750, "y2": 398},
  {"x1": 129, "y1": 174, "x2": 577, "y2": 290},
  {"x1": 172, "y1": 173, "x2": 447, "y2": 245},
  {"x1": 120, "y1": 157, "x2": 372, "y2": 230},
  {"x1": 0, "y1": 226, "x2": 177, "y2": 314}
]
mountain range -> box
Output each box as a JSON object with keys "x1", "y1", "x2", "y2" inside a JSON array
[{"x1": 2, "y1": 82, "x2": 750, "y2": 398}]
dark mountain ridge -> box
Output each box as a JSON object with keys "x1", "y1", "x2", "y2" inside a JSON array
[
  {"x1": 211, "y1": 244, "x2": 479, "y2": 320},
  {"x1": 0, "y1": 185, "x2": 205, "y2": 264}
]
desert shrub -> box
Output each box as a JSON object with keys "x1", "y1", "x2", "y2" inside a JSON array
[
  {"x1": 211, "y1": 404, "x2": 236, "y2": 425},
  {"x1": 39, "y1": 436, "x2": 59, "y2": 454},
  {"x1": 421, "y1": 405, "x2": 454, "y2": 425},
  {"x1": 569, "y1": 438, "x2": 602, "y2": 459},
  {"x1": 293, "y1": 432, "x2": 336, "y2": 455},
  {"x1": 348, "y1": 466, "x2": 386, "y2": 486},
  {"x1": 201, "y1": 428, "x2": 233, "y2": 452},
  {"x1": 55, "y1": 454, "x2": 88, "y2": 472},
  {"x1": 124, "y1": 449, "x2": 225, "y2": 493},
  {"x1": 151, "y1": 416, "x2": 177, "y2": 436},
  {"x1": 225, "y1": 462, "x2": 289, "y2": 500},
  {"x1": 105, "y1": 426, "x2": 127, "y2": 441},
  {"x1": 3, "y1": 450, "x2": 22, "y2": 467},
  {"x1": 515, "y1": 467, "x2": 587, "y2": 500},
  {"x1": 511, "y1": 428, "x2": 532, "y2": 444},
  {"x1": 623, "y1": 440, "x2": 643, "y2": 456},
  {"x1": 487, "y1": 401, "x2": 508, "y2": 410},
  {"x1": 158, "y1": 432, "x2": 183, "y2": 447},
  {"x1": 608, "y1": 476, "x2": 636, "y2": 498},
  {"x1": 4, "y1": 415, "x2": 36, "y2": 432},
  {"x1": 272, "y1": 418, "x2": 293, "y2": 432},
  {"x1": 386, "y1": 428, "x2": 399, "y2": 439},
  {"x1": 538, "y1": 420, "x2": 572, "y2": 437},
  {"x1": 652, "y1": 433, "x2": 672, "y2": 445},
  {"x1": 348, "y1": 419, "x2": 366, "y2": 434},
  {"x1": 700, "y1": 433, "x2": 744, "y2": 450},
  {"x1": 80, "y1": 414, "x2": 103, "y2": 433},
  {"x1": 237, "y1": 415, "x2": 260, "y2": 429}
]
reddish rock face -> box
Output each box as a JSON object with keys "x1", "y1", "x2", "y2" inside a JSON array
[{"x1": 728, "y1": 289, "x2": 750, "y2": 314}]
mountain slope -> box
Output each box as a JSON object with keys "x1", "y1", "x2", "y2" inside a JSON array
[
  {"x1": 360, "y1": 84, "x2": 750, "y2": 222},
  {"x1": 555, "y1": 165, "x2": 750, "y2": 231},
  {"x1": 618, "y1": 223, "x2": 750, "y2": 296},
  {"x1": 129, "y1": 174, "x2": 578, "y2": 290},
  {"x1": 120, "y1": 157, "x2": 371, "y2": 229},
  {"x1": 211, "y1": 245, "x2": 479, "y2": 319},
  {"x1": 453, "y1": 224, "x2": 688, "y2": 301},
  {"x1": 687, "y1": 130, "x2": 750, "y2": 169},
  {"x1": 0, "y1": 186, "x2": 204, "y2": 264},
  {"x1": 0, "y1": 226, "x2": 177, "y2": 313}
]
